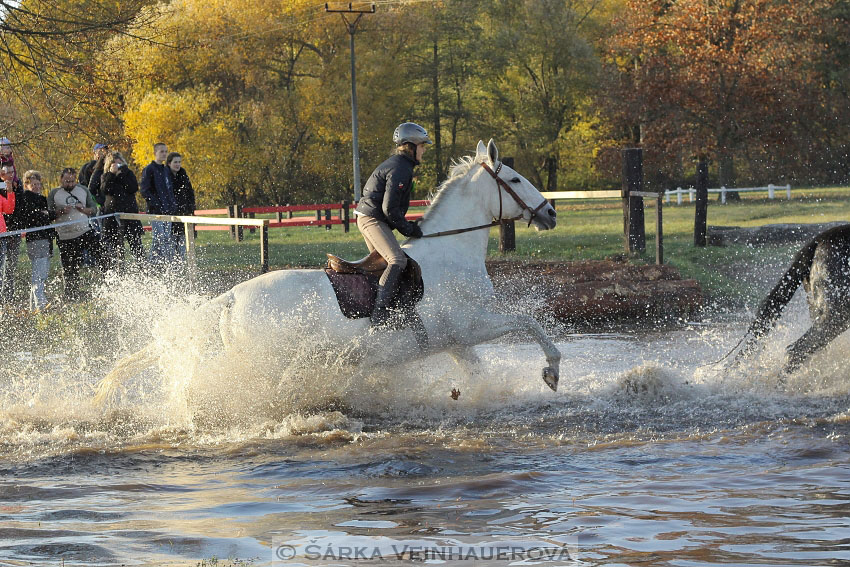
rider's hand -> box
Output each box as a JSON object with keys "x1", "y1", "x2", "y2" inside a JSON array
[{"x1": 409, "y1": 224, "x2": 423, "y2": 239}]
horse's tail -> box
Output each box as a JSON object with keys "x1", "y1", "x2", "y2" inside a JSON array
[
  {"x1": 727, "y1": 236, "x2": 821, "y2": 367},
  {"x1": 92, "y1": 291, "x2": 236, "y2": 406}
]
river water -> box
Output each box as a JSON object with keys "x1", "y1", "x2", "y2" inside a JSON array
[{"x1": 1, "y1": 275, "x2": 848, "y2": 566}]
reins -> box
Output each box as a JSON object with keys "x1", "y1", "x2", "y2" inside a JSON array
[{"x1": 419, "y1": 162, "x2": 549, "y2": 239}]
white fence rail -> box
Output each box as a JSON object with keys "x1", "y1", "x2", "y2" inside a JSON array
[{"x1": 665, "y1": 184, "x2": 792, "y2": 205}]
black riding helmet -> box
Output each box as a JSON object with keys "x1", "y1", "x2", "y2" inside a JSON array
[{"x1": 393, "y1": 122, "x2": 433, "y2": 146}]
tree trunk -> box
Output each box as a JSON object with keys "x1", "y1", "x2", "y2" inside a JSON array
[
  {"x1": 717, "y1": 152, "x2": 740, "y2": 202},
  {"x1": 431, "y1": 40, "x2": 444, "y2": 183},
  {"x1": 545, "y1": 155, "x2": 558, "y2": 192}
]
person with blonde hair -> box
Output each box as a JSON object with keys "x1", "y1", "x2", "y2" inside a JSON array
[
  {"x1": 18, "y1": 170, "x2": 52, "y2": 310},
  {"x1": 99, "y1": 151, "x2": 144, "y2": 270}
]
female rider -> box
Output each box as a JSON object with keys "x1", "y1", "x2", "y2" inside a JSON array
[{"x1": 355, "y1": 122, "x2": 431, "y2": 327}]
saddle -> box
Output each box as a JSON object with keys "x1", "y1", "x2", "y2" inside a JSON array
[{"x1": 324, "y1": 250, "x2": 424, "y2": 321}]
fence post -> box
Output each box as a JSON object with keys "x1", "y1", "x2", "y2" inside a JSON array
[
  {"x1": 276, "y1": 204, "x2": 283, "y2": 223},
  {"x1": 768, "y1": 184, "x2": 775, "y2": 199},
  {"x1": 287, "y1": 204, "x2": 293, "y2": 219},
  {"x1": 622, "y1": 148, "x2": 646, "y2": 253},
  {"x1": 260, "y1": 221, "x2": 269, "y2": 273},
  {"x1": 720, "y1": 186, "x2": 727, "y2": 205},
  {"x1": 325, "y1": 208, "x2": 332, "y2": 230},
  {"x1": 342, "y1": 200, "x2": 350, "y2": 233},
  {"x1": 499, "y1": 157, "x2": 516, "y2": 252},
  {"x1": 228, "y1": 205, "x2": 243, "y2": 241},
  {"x1": 694, "y1": 158, "x2": 709, "y2": 247},
  {"x1": 185, "y1": 221, "x2": 197, "y2": 284},
  {"x1": 655, "y1": 193, "x2": 663, "y2": 265},
  {"x1": 786, "y1": 184, "x2": 791, "y2": 199},
  {"x1": 677, "y1": 187, "x2": 683, "y2": 205},
  {"x1": 689, "y1": 188, "x2": 695, "y2": 203},
  {"x1": 249, "y1": 211, "x2": 256, "y2": 234}
]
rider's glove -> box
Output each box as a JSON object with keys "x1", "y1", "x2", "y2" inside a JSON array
[{"x1": 408, "y1": 224, "x2": 423, "y2": 239}]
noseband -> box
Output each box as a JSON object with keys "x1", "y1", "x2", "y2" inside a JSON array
[{"x1": 419, "y1": 162, "x2": 550, "y2": 239}]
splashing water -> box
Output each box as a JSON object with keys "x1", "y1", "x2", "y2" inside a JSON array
[{"x1": 1, "y1": 269, "x2": 849, "y2": 565}]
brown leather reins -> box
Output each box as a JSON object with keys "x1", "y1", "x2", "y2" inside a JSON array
[{"x1": 419, "y1": 162, "x2": 550, "y2": 239}]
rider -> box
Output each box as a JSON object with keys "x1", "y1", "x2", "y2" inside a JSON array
[{"x1": 355, "y1": 122, "x2": 431, "y2": 327}]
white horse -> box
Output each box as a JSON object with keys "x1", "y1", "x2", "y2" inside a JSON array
[{"x1": 94, "y1": 140, "x2": 561, "y2": 405}]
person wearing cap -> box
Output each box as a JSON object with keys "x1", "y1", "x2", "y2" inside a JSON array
[
  {"x1": 79, "y1": 143, "x2": 109, "y2": 189},
  {"x1": 354, "y1": 121, "x2": 430, "y2": 327}
]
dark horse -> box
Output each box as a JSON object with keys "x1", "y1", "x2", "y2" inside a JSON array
[{"x1": 730, "y1": 224, "x2": 850, "y2": 375}]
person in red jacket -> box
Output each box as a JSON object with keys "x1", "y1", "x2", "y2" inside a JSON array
[{"x1": 0, "y1": 162, "x2": 19, "y2": 303}]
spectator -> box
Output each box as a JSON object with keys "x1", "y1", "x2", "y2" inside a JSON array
[
  {"x1": 47, "y1": 167, "x2": 104, "y2": 302},
  {"x1": 140, "y1": 142, "x2": 178, "y2": 265},
  {"x1": 18, "y1": 171, "x2": 52, "y2": 310},
  {"x1": 79, "y1": 143, "x2": 109, "y2": 188},
  {"x1": 166, "y1": 152, "x2": 195, "y2": 259},
  {"x1": 0, "y1": 163, "x2": 21, "y2": 303},
  {"x1": 100, "y1": 151, "x2": 144, "y2": 271},
  {"x1": 0, "y1": 138, "x2": 20, "y2": 188}
]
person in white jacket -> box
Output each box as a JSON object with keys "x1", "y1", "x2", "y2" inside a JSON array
[{"x1": 47, "y1": 167, "x2": 104, "y2": 301}]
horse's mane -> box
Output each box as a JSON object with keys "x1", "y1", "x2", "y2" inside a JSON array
[{"x1": 421, "y1": 155, "x2": 478, "y2": 223}]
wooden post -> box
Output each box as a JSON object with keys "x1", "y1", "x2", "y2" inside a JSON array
[
  {"x1": 655, "y1": 194, "x2": 663, "y2": 265},
  {"x1": 185, "y1": 221, "x2": 197, "y2": 284},
  {"x1": 499, "y1": 156, "x2": 516, "y2": 252},
  {"x1": 325, "y1": 208, "x2": 332, "y2": 230},
  {"x1": 248, "y1": 211, "x2": 256, "y2": 234},
  {"x1": 276, "y1": 204, "x2": 283, "y2": 223},
  {"x1": 260, "y1": 221, "x2": 269, "y2": 273},
  {"x1": 342, "y1": 200, "x2": 350, "y2": 233},
  {"x1": 622, "y1": 148, "x2": 646, "y2": 253},
  {"x1": 287, "y1": 204, "x2": 293, "y2": 219},
  {"x1": 228, "y1": 204, "x2": 243, "y2": 242},
  {"x1": 694, "y1": 158, "x2": 709, "y2": 247},
  {"x1": 228, "y1": 205, "x2": 237, "y2": 240}
]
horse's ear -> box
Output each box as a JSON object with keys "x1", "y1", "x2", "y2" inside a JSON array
[
  {"x1": 476, "y1": 140, "x2": 487, "y2": 162},
  {"x1": 487, "y1": 139, "x2": 499, "y2": 164}
]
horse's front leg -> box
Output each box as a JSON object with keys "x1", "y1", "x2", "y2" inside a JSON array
[{"x1": 462, "y1": 312, "x2": 561, "y2": 391}]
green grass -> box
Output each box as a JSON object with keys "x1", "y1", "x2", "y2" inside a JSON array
[{"x1": 3, "y1": 186, "x2": 849, "y2": 310}]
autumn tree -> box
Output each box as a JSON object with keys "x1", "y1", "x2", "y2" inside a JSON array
[{"x1": 606, "y1": 0, "x2": 838, "y2": 189}]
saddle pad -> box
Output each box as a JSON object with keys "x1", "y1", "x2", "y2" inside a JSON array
[{"x1": 324, "y1": 269, "x2": 377, "y2": 319}]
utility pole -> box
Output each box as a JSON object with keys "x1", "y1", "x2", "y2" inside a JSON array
[{"x1": 325, "y1": 2, "x2": 375, "y2": 202}]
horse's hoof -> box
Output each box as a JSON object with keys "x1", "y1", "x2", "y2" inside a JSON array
[{"x1": 542, "y1": 367, "x2": 558, "y2": 392}]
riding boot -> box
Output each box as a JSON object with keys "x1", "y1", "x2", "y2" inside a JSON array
[{"x1": 371, "y1": 264, "x2": 403, "y2": 327}]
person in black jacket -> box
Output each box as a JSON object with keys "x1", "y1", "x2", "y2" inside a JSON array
[
  {"x1": 19, "y1": 170, "x2": 52, "y2": 310},
  {"x1": 166, "y1": 152, "x2": 195, "y2": 259},
  {"x1": 100, "y1": 151, "x2": 144, "y2": 271},
  {"x1": 354, "y1": 122, "x2": 430, "y2": 327}
]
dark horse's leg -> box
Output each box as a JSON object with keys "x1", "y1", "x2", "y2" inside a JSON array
[{"x1": 783, "y1": 236, "x2": 850, "y2": 374}]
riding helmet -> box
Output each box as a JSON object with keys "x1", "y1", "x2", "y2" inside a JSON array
[{"x1": 393, "y1": 122, "x2": 433, "y2": 146}]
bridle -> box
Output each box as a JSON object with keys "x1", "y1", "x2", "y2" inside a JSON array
[{"x1": 419, "y1": 162, "x2": 550, "y2": 239}]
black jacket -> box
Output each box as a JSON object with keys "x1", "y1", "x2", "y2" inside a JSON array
[
  {"x1": 355, "y1": 153, "x2": 419, "y2": 237},
  {"x1": 88, "y1": 155, "x2": 107, "y2": 204},
  {"x1": 100, "y1": 167, "x2": 140, "y2": 214},
  {"x1": 14, "y1": 190, "x2": 52, "y2": 242},
  {"x1": 170, "y1": 167, "x2": 195, "y2": 216}
]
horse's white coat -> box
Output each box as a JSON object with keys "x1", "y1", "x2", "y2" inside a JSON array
[{"x1": 95, "y1": 140, "x2": 561, "y2": 403}]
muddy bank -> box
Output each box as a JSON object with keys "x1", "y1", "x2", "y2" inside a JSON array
[{"x1": 487, "y1": 259, "x2": 702, "y2": 324}]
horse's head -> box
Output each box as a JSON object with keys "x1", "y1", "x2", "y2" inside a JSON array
[{"x1": 475, "y1": 139, "x2": 557, "y2": 231}]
